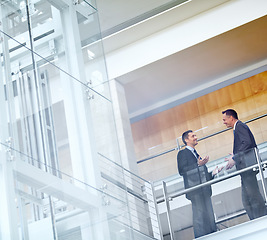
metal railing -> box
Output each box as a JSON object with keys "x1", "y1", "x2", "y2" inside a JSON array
[
  {"x1": 0, "y1": 140, "x2": 163, "y2": 240},
  {"x1": 159, "y1": 147, "x2": 267, "y2": 240},
  {"x1": 98, "y1": 152, "x2": 163, "y2": 240}
]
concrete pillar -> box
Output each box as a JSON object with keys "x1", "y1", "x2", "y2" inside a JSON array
[{"x1": 109, "y1": 79, "x2": 138, "y2": 174}]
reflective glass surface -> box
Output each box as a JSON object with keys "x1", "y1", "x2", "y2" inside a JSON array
[{"x1": 0, "y1": 1, "x2": 159, "y2": 239}]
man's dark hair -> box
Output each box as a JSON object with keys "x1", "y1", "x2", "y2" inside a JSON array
[
  {"x1": 222, "y1": 109, "x2": 238, "y2": 120},
  {"x1": 182, "y1": 130, "x2": 193, "y2": 145}
]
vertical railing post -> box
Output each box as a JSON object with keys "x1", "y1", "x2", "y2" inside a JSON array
[
  {"x1": 254, "y1": 148, "x2": 267, "y2": 202},
  {"x1": 162, "y1": 181, "x2": 175, "y2": 240},
  {"x1": 144, "y1": 181, "x2": 163, "y2": 240}
]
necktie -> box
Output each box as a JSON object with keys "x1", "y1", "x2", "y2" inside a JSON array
[{"x1": 194, "y1": 149, "x2": 200, "y2": 159}]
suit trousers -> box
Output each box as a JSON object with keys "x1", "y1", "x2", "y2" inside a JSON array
[
  {"x1": 241, "y1": 172, "x2": 267, "y2": 220},
  {"x1": 190, "y1": 192, "x2": 217, "y2": 238}
]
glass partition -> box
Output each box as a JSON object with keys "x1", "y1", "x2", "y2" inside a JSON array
[
  {"x1": 157, "y1": 145, "x2": 267, "y2": 240},
  {"x1": 0, "y1": 1, "x2": 161, "y2": 239},
  {"x1": 138, "y1": 149, "x2": 178, "y2": 182},
  {"x1": 140, "y1": 112, "x2": 267, "y2": 239}
]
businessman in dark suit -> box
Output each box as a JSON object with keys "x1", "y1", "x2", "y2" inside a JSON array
[
  {"x1": 177, "y1": 130, "x2": 221, "y2": 238},
  {"x1": 222, "y1": 109, "x2": 267, "y2": 220}
]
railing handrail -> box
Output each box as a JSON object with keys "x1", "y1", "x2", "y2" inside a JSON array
[
  {"x1": 0, "y1": 141, "x2": 132, "y2": 204},
  {"x1": 1, "y1": 141, "x2": 155, "y2": 208},
  {"x1": 98, "y1": 152, "x2": 150, "y2": 183},
  {"x1": 157, "y1": 158, "x2": 267, "y2": 204},
  {"x1": 137, "y1": 148, "x2": 177, "y2": 164},
  {"x1": 137, "y1": 113, "x2": 267, "y2": 164}
]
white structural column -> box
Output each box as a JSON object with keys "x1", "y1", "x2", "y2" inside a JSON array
[
  {"x1": 0, "y1": 53, "x2": 19, "y2": 240},
  {"x1": 109, "y1": 79, "x2": 138, "y2": 173},
  {"x1": 59, "y1": 3, "x2": 101, "y2": 189},
  {"x1": 0, "y1": 108, "x2": 19, "y2": 240},
  {"x1": 109, "y1": 79, "x2": 140, "y2": 232},
  {"x1": 0, "y1": 5, "x2": 21, "y2": 239},
  {"x1": 58, "y1": 3, "x2": 111, "y2": 240},
  {"x1": 0, "y1": 159, "x2": 20, "y2": 240},
  {"x1": 110, "y1": 79, "x2": 161, "y2": 236}
]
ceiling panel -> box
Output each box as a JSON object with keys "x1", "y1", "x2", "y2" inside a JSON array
[{"x1": 117, "y1": 15, "x2": 267, "y2": 121}]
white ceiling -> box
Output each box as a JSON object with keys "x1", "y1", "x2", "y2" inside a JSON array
[{"x1": 97, "y1": 0, "x2": 267, "y2": 122}]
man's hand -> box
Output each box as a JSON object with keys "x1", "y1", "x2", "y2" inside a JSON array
[
  {"x1": 212, "y1": 166, "x2": 224, "y2": 176},
  {"x1": 198, "y1": 156, "x2": 209, "y2": 166},
  {"x1": 225, "y1": 153, "x2": 235, "y2": 169}
]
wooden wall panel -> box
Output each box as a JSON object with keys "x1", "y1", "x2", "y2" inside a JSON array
[
  {"x1": 228, "y1": 79, "x2": 252, "y2": 103},
  {"x1": 197, "y1": 91, "x2": 219, "y2": 115},
  {"x1": 158, "y1": 110, "x2": 176, "y2": 144},
  {"x1": 183, "y1": 100, "x2": 200, "y2": 120},
  {"x1": 131, "y1": 119, "x2": 147, "y2": 141},
  {"x1": 186, "y1": 117, "x2": 202, "y2": 134},
  {"x1": 234, "y1": 97, "x2": 258, "y2": 120},
  {"x1": 173, "y1": 104, "x2": 187, "y2": 124},
  {"x1": 174, "y1": 122, "x2": 188, "y2": 148},
  {"x1": 199, "y1": 111, "x2": 223, "y2": 135},
  {"x1": 146, "y1": 114, "x2": 160, "y2": 135},
  {"x1": 202, "y1": 130, "x2": 233, "y2": 161},
  {"x1": 215, "y1": 87, "x2": 233, "y2": 108},
  {"x1": 259, "y1": 116, "x2": 267, "y2": 132},
  {"x1": 131, "y1": 120, "x2": 150, "y2": 158},
  {"x1": 254, "y1": 92, "x2": 267, "y2": 114},
  {"x1": 158, "y1": 107, "x2": 175, "y2": 129},
  {"x1": 247, "y1": 120, "x2": 262, "y2": 138},
  {"x1": 131, "y1": 71, "x2": 267, "y2": 180},
  {"x1": 249, "y1": 72, "x2": 267, "y2": 93},
  {"x1": 260, "y1": 116, "x2": 267, "y2": 143},
  {"x1": 194, "y1": 141, "x2": 207, "y2": 158}
]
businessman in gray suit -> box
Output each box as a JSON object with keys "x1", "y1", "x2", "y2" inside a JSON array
[
  {"x1": 222, "y1": 109, "x2": 267, "y2": 219},
  {"x1": 177, "y1": 130, "x2": 221, "y2": 238}
]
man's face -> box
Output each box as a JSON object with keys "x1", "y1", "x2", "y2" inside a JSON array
[
  {"x1": 185, "y1": 132, "x2": 198, "y2": 147},
  {"x1": 222, "y1": 113, "x2": 234, "y2": 128}
]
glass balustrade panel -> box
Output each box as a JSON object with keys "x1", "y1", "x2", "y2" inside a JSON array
[
  {"x1": 159, "y1": 146, "x2": 267, "y2": 240},
  {"x1": 0, "y1": 1, "x2": 143, "y2": 239}
]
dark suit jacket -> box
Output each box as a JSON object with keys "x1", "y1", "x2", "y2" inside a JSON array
[
  {"x1": 233, "y1": 120, "x2": 257, "y2": 171},
  {"x1": 177, "y1": 148, "x2": 212, "y2": 200}
]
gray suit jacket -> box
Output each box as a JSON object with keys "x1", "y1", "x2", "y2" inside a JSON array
[
  {"x1": 233, "y1": 120, "x2": 257, "y2": 171},
  {"x1": 177, "y1": 148, "x2": 212, "y2": 200}
]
